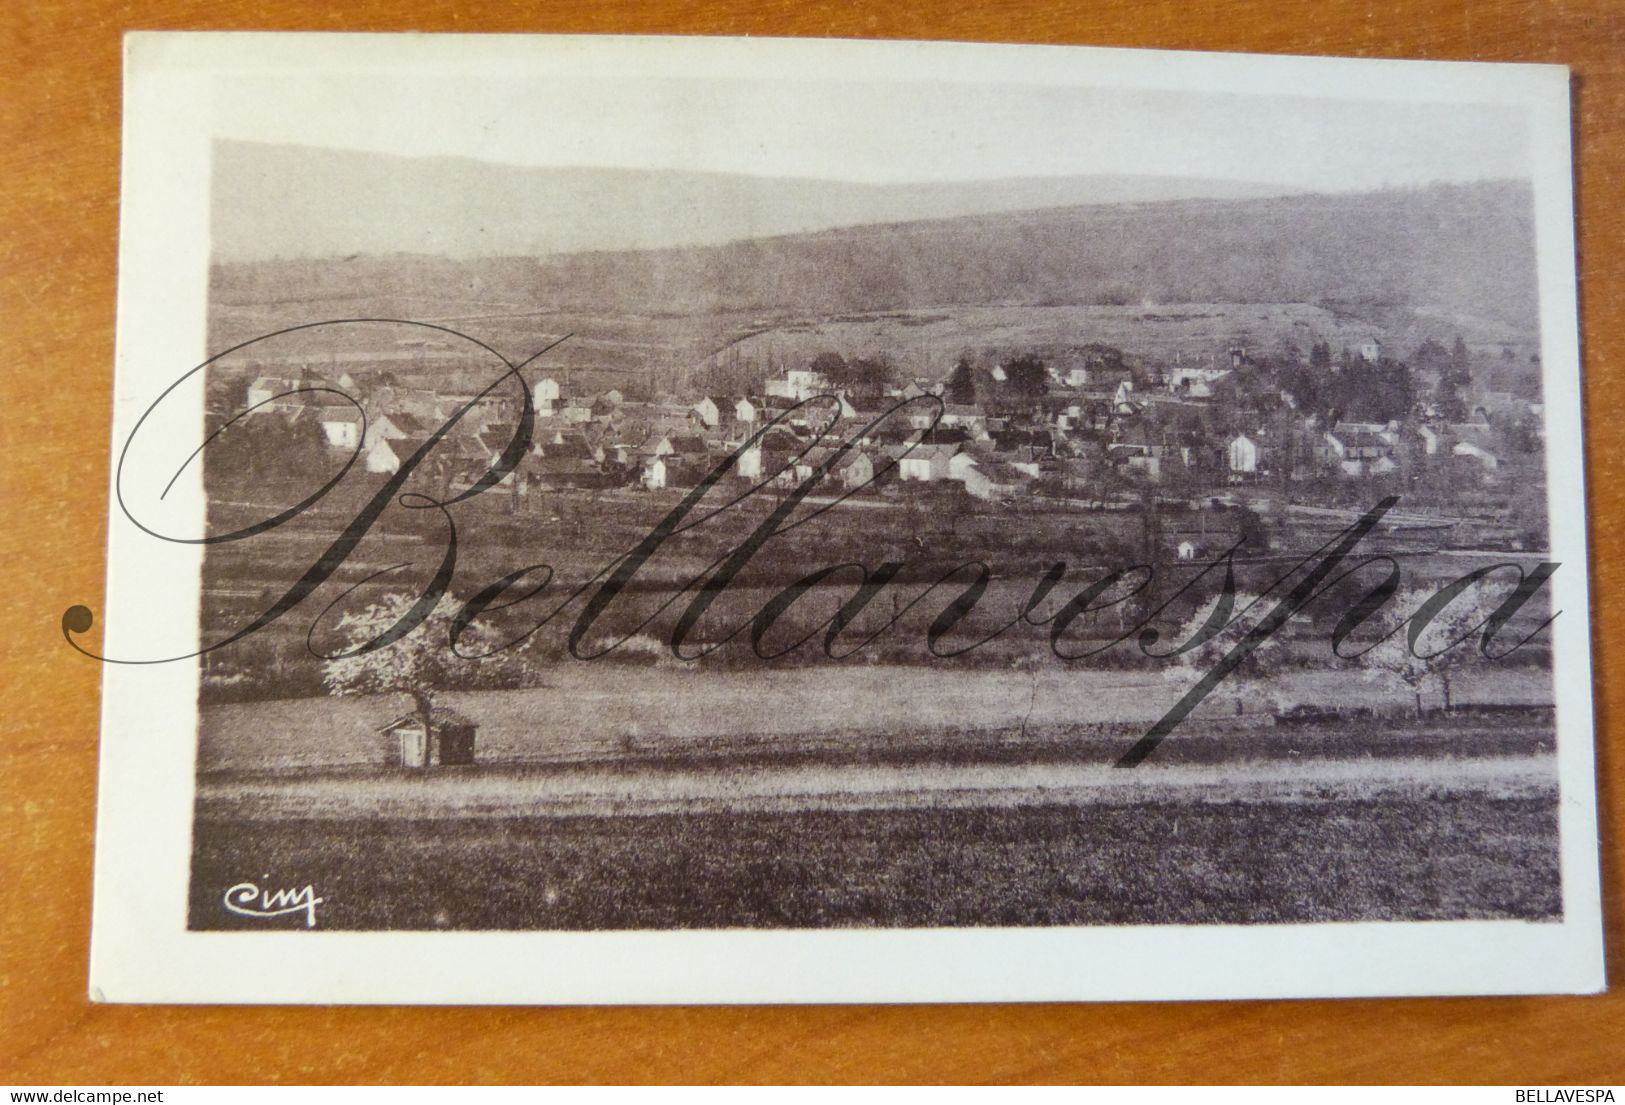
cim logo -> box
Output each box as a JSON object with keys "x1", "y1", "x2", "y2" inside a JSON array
[{"x1": 223, "y1": 880, "x2": 324, "y2": 927}]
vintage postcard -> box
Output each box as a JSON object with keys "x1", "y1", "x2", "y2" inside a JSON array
[{"x1": 85, "y1": 33, "x2": 1604, "y2": 1003}]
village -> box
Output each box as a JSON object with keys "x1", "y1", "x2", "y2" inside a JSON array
[
  {"x1": 219, "y1": 329, "x2": 1548, "y2": 566},
  {"x1": 187, "y1": 322, "x2": 1562, "y2": 781}
]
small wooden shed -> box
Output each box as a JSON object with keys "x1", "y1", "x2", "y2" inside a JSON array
[{"x1": 379, "y1": 707, "x2": 479, "y2": 769}]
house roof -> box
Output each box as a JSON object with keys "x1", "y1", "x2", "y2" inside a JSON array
[
  {"x1": 801, "y1": 446, "x2": 871, "y2": 472},
  {"x1": 478, "y1": 430, "x2": 520, "y2": 456},
  {"x1": 1330, "y1": 430, "x2": 1389, "y2": 449},
  {"x1": 666, "y1": 434, "x2": 709, "y2": 455},
  {"x1": 889, "y1": 443, "x2": 959, "y2": 462},
  {"x1": 540, "y1": 436, "x2": 594, "y2": 461},
  {"x1": 378, "y1": 707, "x2": 478, "y2": 734},
  {"x1": 532, "y1": 454, "x2": 601, "y2": 475},
  {"x1": 991, "y1": 429, "x2": 1050, "y2": 452}
]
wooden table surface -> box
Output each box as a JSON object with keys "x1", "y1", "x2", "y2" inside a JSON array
[{"x1": 3, "y1": 0, "x2": 1621, "y2": 1086}]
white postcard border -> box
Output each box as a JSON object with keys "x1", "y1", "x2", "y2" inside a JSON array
[{"x1": 87, "y1": 32, "x2": 1605, "y2": 1004}]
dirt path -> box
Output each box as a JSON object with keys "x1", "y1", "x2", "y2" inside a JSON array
[{"x1": 197, "y1": 750, "x2": 1557, "y2": 821}]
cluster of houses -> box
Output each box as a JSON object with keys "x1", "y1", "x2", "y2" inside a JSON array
[{"x1": 233, "y1": 340, "x2": 1530, "y2": 509}]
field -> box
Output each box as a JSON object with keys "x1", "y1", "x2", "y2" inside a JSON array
[
  {"x1": 208, "y1": 297, "x2": 1532, "y2": 398},
  {"x1": 188, "y1": 660, "x2": 1562, "y2": 930},
  {"x1": 195, "y1": 664, "x2": 1558, "y2": 773},
  {"x1": 724, "y1": 303, "x2": 1430, "y2": 378},
  {"x1": 189, "y1": 793, "x2": 1560, "y2": 930}
]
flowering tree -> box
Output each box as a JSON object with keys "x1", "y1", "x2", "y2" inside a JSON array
[
  {"x1": 320, "y1": 592, "x2": 522, "y2": 736},
  {"x1": 1157, "y1": 589, "x2": 1294, "y2": 716},
  {"x1": 1356, "y1": 586, "x2": 1497, "y2": 717}
]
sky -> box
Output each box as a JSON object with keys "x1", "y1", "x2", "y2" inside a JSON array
[{"x1": 207, "y1": 72, "x2": 1533, "y2": 191}]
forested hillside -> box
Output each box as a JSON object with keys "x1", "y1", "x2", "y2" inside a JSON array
[{"x1": 213, "y1": 180, "x2": 1537, "y2": 339}]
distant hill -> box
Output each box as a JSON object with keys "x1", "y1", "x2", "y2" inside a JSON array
[
  {"x1": 212, "y1": 140, "x2": 1299, "y2": 261},
  {"x1": 214, "y1": 179, "x2": 1539, "y2": 339}
]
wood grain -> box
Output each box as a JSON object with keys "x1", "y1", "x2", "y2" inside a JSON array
[{"x1": 1, "y1": 0, "x2": 1620, "y2": 1086}]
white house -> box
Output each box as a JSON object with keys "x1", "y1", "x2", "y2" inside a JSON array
[
  {"x1": 894, "y1": 443, "x2": 958, "y2": 481},
  {"x1": 946, "y1": 452, "x2": 980, "y2": 483},
  {"x1": 365, "y1": 436, "x2": 404, "y2": 475},
  {"x1": 1453, "y1": 441, "x2": 1500, "y2": 471},
  {"x1": 788, "y1": 392, "x2": 857, "y2": 428},
  {"x1": 1113, "y1": 379, "x2": 1138, "y2": 415},
  {"x1": 361, "y1": 411, "x2": 413, "y2": 450},
  {"x1": 1227, "y1": 434, "x2": 1259, "y2": 474},
  {"x1": 1168, "y1": 366, "x2": 1230, "y2": 398},
  {"x1": 766, "y1": 367, "x2": 829, "y2": 401},
  {"x1": 318, "y1": 407, "x2": 363, "y2": 449},
  {"x1": 948, "y1": 453, "x2": 1023, "y2": 501},
  {"x1": 246, "y1": 375, "x2": 295, "y2": 409},
  {"x1": 939, "y1": 405, "x2": 988, "y2": 435},
  {"x1": 1335, "y1": 420, "x2": 1401, "y2": 446},
  {"x1": 948, "y1": 454, "x2": 992, "y2": 499},
  {"x1": 690, "y1": 397, "x2": 722, "y2": 428},
  {"x1": 829, "y1": 452, "x2": 874, "y2": 490},
  {"x1": 641, "y1": 455, "x2": 668, "y2": 490},
  {"x1": 533, "y1": 377, "x2": 561, "y2": 415}
]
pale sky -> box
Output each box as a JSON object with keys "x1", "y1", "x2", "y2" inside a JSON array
[{"x1": 209, "y1": 73, "x2": 1531, "y2": 190}]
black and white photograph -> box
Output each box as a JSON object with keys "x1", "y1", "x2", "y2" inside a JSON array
[{"x1": 86, "y1": 34, "x2": 1604, "y2": 1003}]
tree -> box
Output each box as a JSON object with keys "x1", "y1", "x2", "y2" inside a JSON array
[
  {"x1": 1434, "y1": 376, "x2": 1468, "y2": 422},
  {"x1": 1447, "y1": 335, "x2": 1473, "y2": 387},
  {"x1": 208, "y1": 412, "x2": 330, "y2": 489},
  {"x1": 1413, "y1": 338, "x2": 1450, "y2": 375},
  {"x1": 1327, "y1": 357, "x2": 1415, "y2": 423},
  {"x1": 1356, "y1": 585, "x2": 1500, "y2": 716},
  {"x1": 810, "y1": 351, "x2": 847, "y2": 382},
  {"x1": 1234, "y1": 506, "x2": 1271, "y2": 553},
  {"x1": 1157, "y1": 589, "x2": 1295, "y2": 716},
  {"x1": 814, "y1": 351, "x2": 895, "y2": 396},
  {"x1": 945, "y1": 356, "x2": 977, "y2": 405},
  {"x1": 321, "y1": 592, "x2": 524, "y2": 753},
  {"x1": 1504, "y1": 410, "x2": 1542, "y2": 455},
  {"x1": 1002, "y1": 354, "x2": 1049, "y2": 398},
  {"x1": 845, "y1": 355, "x2": 896, "y2": 396}
]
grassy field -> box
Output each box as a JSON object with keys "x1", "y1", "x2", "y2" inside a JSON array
[
  {"x1": 726, "y1": 302, "x2": 1531, "y2": 379},
  {"x1": 188, "y1": 793, "x2": 1560, "y2": 930},
  {"x1": 190, "y1": 657, "x2": 1562, "y2": 932},
  {"x1": 197, "y1": 665, "x2": 1557, "y2": 773}
]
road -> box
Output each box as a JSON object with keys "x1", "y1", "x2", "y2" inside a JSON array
[{"x1": 197, "y1": 749, "x2": 1557, "y2": 821}]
